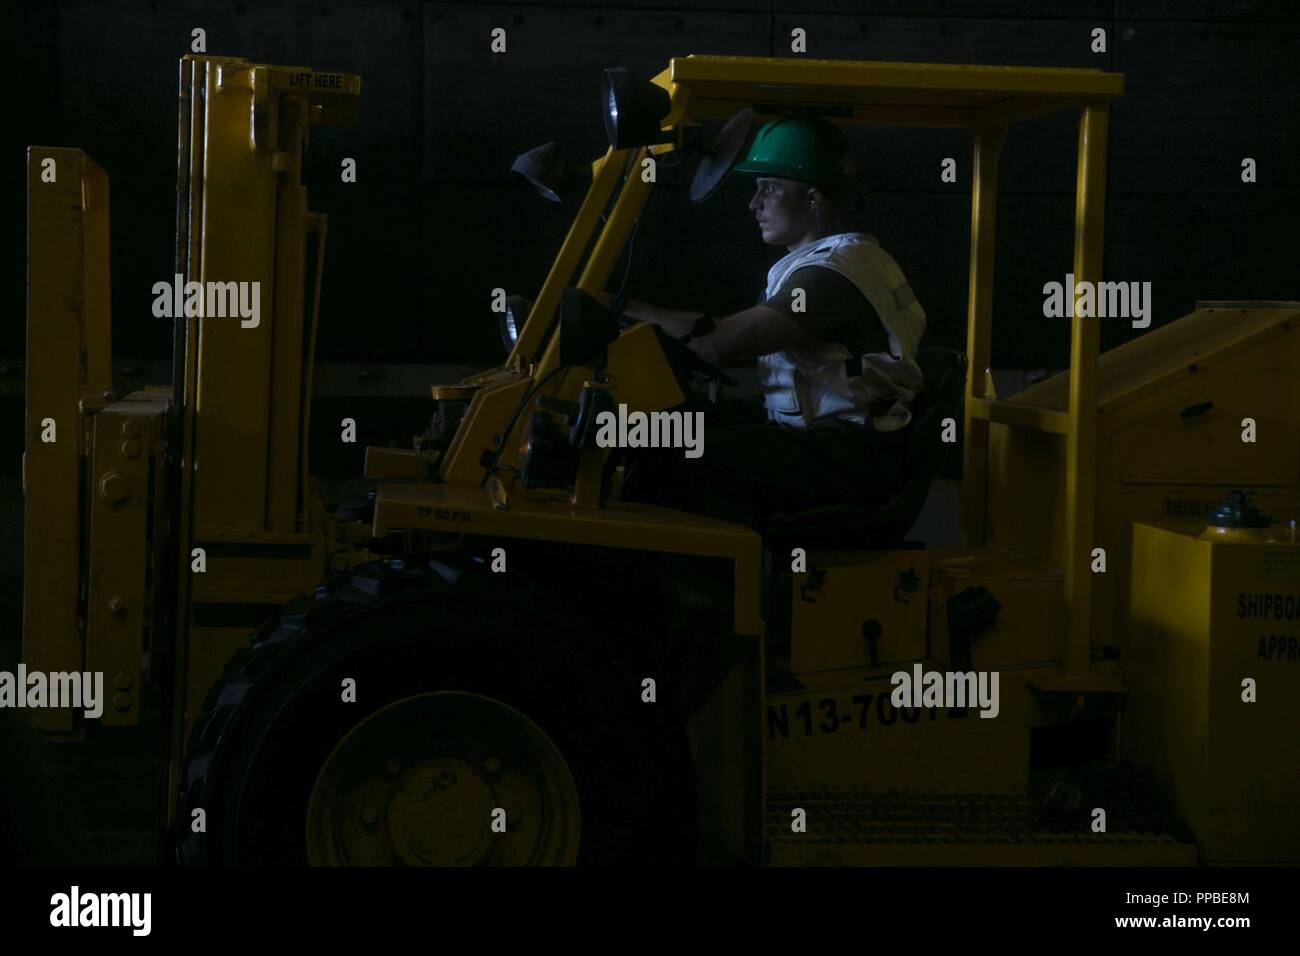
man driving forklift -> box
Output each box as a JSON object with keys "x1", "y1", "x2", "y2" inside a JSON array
[{"x1": 614, "y1": 116, "x2": 927, "y2": 531}]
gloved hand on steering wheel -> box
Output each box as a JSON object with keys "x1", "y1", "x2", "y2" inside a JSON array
[{"x1": 601, "y1": 292, "x2": 737, "y2": 389}]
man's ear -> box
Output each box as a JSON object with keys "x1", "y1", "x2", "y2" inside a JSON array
[{"x1": 806, "y1": 185, "x2": 822, "y2": 208}]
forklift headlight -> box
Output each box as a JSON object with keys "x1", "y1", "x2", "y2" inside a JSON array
[
  {"x1": 602, "y1": 68, "x2": 673, "y2": 149},
  {"x1": 500, "y1": 295, "x2": 532, "y2": 353},
  {"x1": 519, "y1": 412, "x2": 579, "y2": 490},
  {"x1": 500, "y1": 308, "x2": 519, "y2": 351}
]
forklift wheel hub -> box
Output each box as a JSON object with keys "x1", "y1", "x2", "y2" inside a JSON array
[
  {"x1": 305, "y1": 691, "x2": 581, "y2": 866},
  {"x1": 389, "y1": 760, "x2": 494, "y2": 866}
]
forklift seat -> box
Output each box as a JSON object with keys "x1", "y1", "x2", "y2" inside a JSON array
[{"x1": 762, "y1": 347, "x2": 967, "y2": 549}]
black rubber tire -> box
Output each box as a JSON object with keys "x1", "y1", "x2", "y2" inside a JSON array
[
  {"x1": 0, "y1": 709, "x2": 62, "y2": 865},
  {"x1": 174, "y1": 554, "x2": 696, "y2": 865}
]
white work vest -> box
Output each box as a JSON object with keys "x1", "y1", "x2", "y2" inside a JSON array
[{"x1": 757, "y1": 233, "x2": 925, "y2": 431}]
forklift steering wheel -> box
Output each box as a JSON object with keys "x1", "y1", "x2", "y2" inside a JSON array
[
  {"x1": 660, "y1": 330, "x2": 739, "y2": 388},
  {"x1": 619, "y1": 315, "x2": 737, "y2": 389}
]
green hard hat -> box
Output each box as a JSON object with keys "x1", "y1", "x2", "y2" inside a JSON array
[{"x1": 732, "y1": 116, "x2": 857, "y2": 193}]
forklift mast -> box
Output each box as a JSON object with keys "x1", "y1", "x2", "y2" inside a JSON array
[
  {"x1": 22, "y1": 57, "x2": 361, "y2": 781},
  {"x1": 166, "y1": 58, "x2": 360, "y2": 772}
]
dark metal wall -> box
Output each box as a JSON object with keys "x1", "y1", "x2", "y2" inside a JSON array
[{"x1": 11, "y1": 0, "x2": 1300, "y2": 370}]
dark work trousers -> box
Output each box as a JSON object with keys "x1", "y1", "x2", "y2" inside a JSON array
[{"x1": 617, "y1": 395, "x2": 911, "y2": 531}]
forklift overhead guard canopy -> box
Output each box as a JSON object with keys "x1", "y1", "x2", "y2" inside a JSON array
[{"x1": 651, "y1": 55, "x2": 1124, "y2": 128}]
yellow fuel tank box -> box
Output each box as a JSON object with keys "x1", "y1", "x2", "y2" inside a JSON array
[{"x1": 1126, "y1": 517, "x2": 1300, "y2": 863}]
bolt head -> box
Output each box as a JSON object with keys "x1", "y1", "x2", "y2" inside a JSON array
[
  {"x1": 437, "y1": 769, "x2": 456, "y2": 788},
  {"x1": 482, "y1": 757, "x2": 502, "y2": 775},
  {"x1": 361, "y1": 807, "x2": 379, "y2": 826},
  {"x1": 112, "y1": 692, "x2": 131, "y2": 712},
  {"x1": 99, "y1": 473, "x2": 130, "y2": 504}
]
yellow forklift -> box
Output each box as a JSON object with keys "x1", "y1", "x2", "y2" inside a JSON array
[{"x1": 22, "y1": 54, "x2": 1300, "y2": 865}]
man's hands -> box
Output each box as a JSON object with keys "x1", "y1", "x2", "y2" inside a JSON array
[
  {"x1": 594, "y1": 290, "x2": 813, "y2": 364},
  {"x1": 598, "y1": 292, "x2": 700, "y2": 340},
  {"x1": 641, "y1": 309, "x2": 700, "y2": 340},
  {"x1": 687, "y1": 305, "x2": 812, "y2": 365}
]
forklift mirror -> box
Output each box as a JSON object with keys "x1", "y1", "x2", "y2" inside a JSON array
[
  {"x1": 558, "y1": 287, "x2": 620, "y2": 367},
  {"x1": 602, "y1": 68, "x2": 673, "y2": 149},
  {"x1": 690, "y1": 107, "x2": 759, "y2": 204},
  {"x1": 510, "y1": 142, "x2": 568, "y2": 202}
]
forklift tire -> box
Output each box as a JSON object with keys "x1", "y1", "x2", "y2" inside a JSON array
[
  {"x1": 0, "y1": 709, "x2": 61, "y2": 865},
  {"x1": 175, "y1": 555, "x2": 697, "y2": 865}
]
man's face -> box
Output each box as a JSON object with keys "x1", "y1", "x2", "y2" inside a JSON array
[{"x1": 748, "y1": 176, "x2": 815, "y2": 247}]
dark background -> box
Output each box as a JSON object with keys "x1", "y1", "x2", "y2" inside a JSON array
[
  {"x1": 6, "y1": 0, "x2": 1298, "y2": 526},
  {"x1": 4, "y1": 0, "x2": 1299, "y2": 865},
  {"x1": 10, "y1": 0, "x2": 1300, "y2": 371}
]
